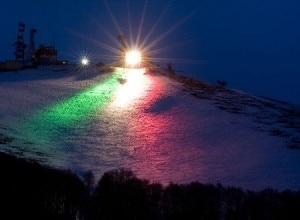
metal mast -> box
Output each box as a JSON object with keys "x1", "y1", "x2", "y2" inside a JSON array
[
  {"x1": 117, "y1": 35, "x2": 128, "y2": 66},
  {"x1": 27, "y1": 28, "x2": 37, "y2": 65},
  {"x1": 14, "y1": 22, "x2": 27, "y2": 66}
]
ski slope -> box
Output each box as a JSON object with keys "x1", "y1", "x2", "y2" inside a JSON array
[{"x1": 0, "y1": 66, "x2": 300, "y2": 191}]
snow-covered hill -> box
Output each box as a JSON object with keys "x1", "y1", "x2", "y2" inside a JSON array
[{"x1": 0, "y1": 66, "x2": 300, "y2": 191}]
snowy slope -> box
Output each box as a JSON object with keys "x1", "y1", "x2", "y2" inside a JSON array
[{"x1": 0, "y1": 66, "x2": 300, "y2": 191}]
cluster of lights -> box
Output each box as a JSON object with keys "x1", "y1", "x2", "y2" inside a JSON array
[{"x1": 78, "y1": 49, "x2": 142, "y2": 70}]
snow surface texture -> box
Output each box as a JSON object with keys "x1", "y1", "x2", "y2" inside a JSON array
[{"x1": 0, "y1": 66, "x2": 300, "y2": 191}]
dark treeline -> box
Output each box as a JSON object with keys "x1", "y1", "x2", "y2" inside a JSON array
[
  {"x1": 0, "y1": 152, "x2": 85, "y2": 220},
  {"x1": 1, "y1": 152, "x2": 300, "y2": 220}
]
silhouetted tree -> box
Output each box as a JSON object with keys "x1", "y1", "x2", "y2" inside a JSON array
[
  {"x1": 94, "y1": 168, "x2": 155, "y2": 219},
  {"x1": 222, "y1": 186, "x2": 245, "y2": 219},
  {"x1": 0, "y1": 152, "x2": 86, "y2": 220},
  {"x1": 167, "y1": 63, "x2": 175, "y2": 75},
  {"x1": 217, "y1": 80, "x2": 227, "y2": 87},
  {"x1": 83, "y1": 170, "x2": 95, "y2": 196}
]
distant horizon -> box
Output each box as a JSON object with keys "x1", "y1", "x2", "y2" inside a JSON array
[{"x1": 1, "y1": 0, "x2": 300, "y2": 104}]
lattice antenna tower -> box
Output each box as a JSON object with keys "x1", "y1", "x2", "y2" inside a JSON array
[
  {"x1": 14, "y1": 22, "x2": 27, "y2": 64},
  {"x1": 27, "y1": 28, "x2": 37, "y2": 64}
]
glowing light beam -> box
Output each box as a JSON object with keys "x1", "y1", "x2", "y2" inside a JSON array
[{"x1": 20, "y1": 70, "x2": 123, "y2": 145}]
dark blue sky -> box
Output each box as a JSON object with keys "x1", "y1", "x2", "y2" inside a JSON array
[{"x1": 1, "y1": 0, "x2": 300, "y2": 104}]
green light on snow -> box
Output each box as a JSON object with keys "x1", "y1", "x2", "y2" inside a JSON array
[{"x1": 22, "y1": 71, "x2": 122, "y2": 145}]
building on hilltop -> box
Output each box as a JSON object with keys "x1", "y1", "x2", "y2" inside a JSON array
[{"x1": 34, "y1": 44, "x2": 58, "y2": 65}]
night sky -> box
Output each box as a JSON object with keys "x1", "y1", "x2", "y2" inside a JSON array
[{"x1": 1, "y1": 0, "x2": 300, "y2": 104}]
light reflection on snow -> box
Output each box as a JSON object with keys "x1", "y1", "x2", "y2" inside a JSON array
[
  {"x1": 104, "y1": 71, "x2": 205, "y2": 185},
  {"x1": 112, "y1": 68, "x2": 147, "y2": 108},
  {"x1": 1, "y1": 67, "x2": 300, "y2": 191}
]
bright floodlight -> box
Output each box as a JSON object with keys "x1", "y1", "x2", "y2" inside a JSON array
[
  {"x1": 125, "y1": 50, "x2": 141, "y2": 67},
  {"x1": 81, "y1": 57, "x2": 89, "y2": 66}
]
